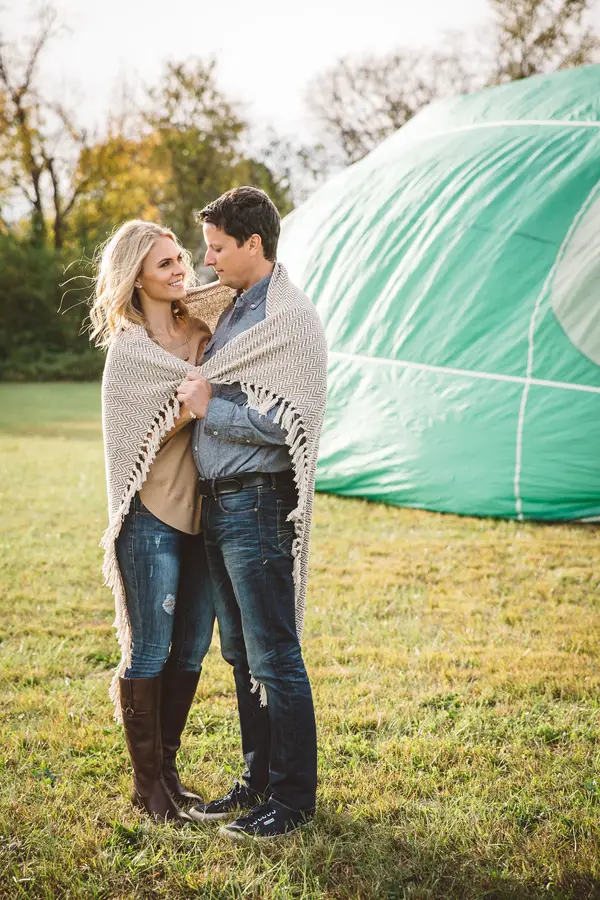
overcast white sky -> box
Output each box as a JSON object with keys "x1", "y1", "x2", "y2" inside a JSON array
[
  {"x1": 4, "y1": 0, "x2": 493, "y2": 137},
  {"x1": 5, "y1": 0, "x2": 600, "y2": 140}
]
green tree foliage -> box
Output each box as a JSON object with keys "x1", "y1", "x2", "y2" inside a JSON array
[
  {"x1": 144, "y1": 61, "x2": 246, "y2": 255},
  {"x1": 69, "y1": 64, "x2": 294, "y2": 258},
  {"x1": 231, "y1": 158, "x2": 293, "y2": 221},
  {"x1": 143, "y1": 61, "x2": 293, "y2": 257},
  {"x1": 68, "y1": 134, "x2": 164, "y2": 252},
  {"x1": 0, "y1": 236, "x2": 103, "y2": 381}
]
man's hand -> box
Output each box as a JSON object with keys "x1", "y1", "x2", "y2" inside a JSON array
[{"x1": 176, "y1": 370, "x2": 212, "y2": 419}]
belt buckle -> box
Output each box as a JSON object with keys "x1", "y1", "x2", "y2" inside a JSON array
[{"x1": 217, "y1": 478, "x2": 243, "y2": 496}]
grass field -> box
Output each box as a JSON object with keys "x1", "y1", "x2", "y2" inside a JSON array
[{"x1": 1, "y1": 383, "x2": 600, "y2": 899}]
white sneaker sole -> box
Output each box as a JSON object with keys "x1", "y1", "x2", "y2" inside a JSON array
[
  {"x1": 189, "y1": 809, "x2": 237, "y2": 822},
  {"x1": 219, "y1": 822, "x2": 311, "y2": 842}
]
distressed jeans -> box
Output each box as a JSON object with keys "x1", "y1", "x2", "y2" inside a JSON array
[
  {"x1": 201, "y1": 480, "x2": 317, "y2": 812},
  {"x1": 116, "y1": 494, "x2": 215, "y2": 678}
]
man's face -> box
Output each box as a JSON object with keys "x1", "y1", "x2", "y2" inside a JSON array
[{"x1": 203, "y1": 223, "x2": 254, "y2": 291}]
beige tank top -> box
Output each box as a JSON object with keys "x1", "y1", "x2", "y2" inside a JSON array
[{"x1": 139, "y1": 318, "x2": 211, "y2": 534}]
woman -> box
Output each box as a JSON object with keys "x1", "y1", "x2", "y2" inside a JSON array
[{"x1": 91, "y1": 220, "x2": 230, "y2": 825}]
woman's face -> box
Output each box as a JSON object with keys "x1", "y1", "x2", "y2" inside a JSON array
[{"x1": 138, "y1": 236, "x2": 187, "y2": 303}]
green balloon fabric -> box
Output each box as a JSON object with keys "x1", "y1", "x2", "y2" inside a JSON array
[{"x1": 279, "y1": 66, "x2": 600, "y2": 521}]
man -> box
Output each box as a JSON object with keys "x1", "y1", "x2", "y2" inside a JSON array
[{"x1": 177, "y1": 186, "x2": 325, "y2": 841}]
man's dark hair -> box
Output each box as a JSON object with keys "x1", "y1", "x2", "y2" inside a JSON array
[{"x1": 198, "y1": 186, "x2": 281, "y2": 262}]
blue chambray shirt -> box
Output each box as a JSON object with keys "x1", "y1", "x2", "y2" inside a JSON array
[{"x1": 192, "y1": 272, "x2": 292, "y2": 480}]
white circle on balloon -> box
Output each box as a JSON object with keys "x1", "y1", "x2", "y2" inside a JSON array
[{"x1": 552, "y1": 193, "x2": 600, "y2": 366}]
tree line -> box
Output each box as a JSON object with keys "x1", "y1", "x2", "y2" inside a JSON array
[{"x1": 0, "y1": 0, "x2": 597, "y2": 380}]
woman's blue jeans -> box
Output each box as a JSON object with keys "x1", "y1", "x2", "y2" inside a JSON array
[{"x1": 116, "y1": 495, "x2": 215, "y2": 678}]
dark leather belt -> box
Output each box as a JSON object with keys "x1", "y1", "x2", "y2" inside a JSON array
[{"x1": 198, "y1": 469, "x2": 295, "y2": 498}]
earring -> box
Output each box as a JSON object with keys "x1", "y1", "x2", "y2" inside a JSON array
[{"x1": 135, "y1": 282, "x2": 142, "y2": 289}]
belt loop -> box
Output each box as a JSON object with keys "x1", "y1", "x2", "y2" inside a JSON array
[
  {"x1": 270, "y1": 473, "x2": 276, "y2": 490},
  {"x1": 211, "y1": 479, "x2": 218, "y2": 499}
]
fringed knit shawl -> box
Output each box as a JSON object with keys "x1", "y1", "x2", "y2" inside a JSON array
[{"x1": 101, "y1": 263, "x2": 328, "y2": 715}]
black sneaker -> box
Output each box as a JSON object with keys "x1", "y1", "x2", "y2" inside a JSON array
[
  {"x1": 190, "y1": 781, "x2": 264, "y2": 821},
  {"x1": 219, "y1": 799, "x2": 314, "y2": 842}
]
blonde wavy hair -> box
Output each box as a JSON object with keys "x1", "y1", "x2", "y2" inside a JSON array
[{"x1": 90, "y1": 220, "x2": 196, "y2": 348}]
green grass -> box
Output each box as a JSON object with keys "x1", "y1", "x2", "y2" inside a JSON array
[{"x1": 1, "y1": 383, "x2": 600, "y2": 899}]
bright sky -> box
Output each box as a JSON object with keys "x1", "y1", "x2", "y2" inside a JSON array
[{"x1": 5, "y1": 0, "x2": 493, "y2": 137}]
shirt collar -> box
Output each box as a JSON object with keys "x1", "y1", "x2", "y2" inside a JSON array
[{"x1": 235, "y1": 272, "x2": 272, "y2": 309}]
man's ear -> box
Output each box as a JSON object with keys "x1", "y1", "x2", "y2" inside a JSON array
[{"x1": 247, "y1": 233, "x2": 263, "y2": 257}]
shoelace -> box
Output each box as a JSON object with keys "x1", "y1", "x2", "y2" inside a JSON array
[
  {"x1": 244, "y1": 808, "x2": 277, "y2": 825},
  {"x1": 212, "y1": 782, "x2": 243, "y2": 808}
]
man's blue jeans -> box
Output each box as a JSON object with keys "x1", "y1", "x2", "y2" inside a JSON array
[
  {"x1": 201, "y1": 479, "x2": 317, "y2": 812},
  {"x1": 116, "y1": 495, "x2": 215, "y2": 678}
]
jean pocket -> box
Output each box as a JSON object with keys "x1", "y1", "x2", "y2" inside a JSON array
[
  {"x1": 218, "y1": 487, "x2": 260, "y2": 514},
  {"x1": 276, "y1": 498, "x2": 296, "y2": 554}
]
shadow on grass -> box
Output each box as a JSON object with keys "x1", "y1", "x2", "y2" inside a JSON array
[{"x1": 309, "y1": 809, "x2": 600, "y2": 900}]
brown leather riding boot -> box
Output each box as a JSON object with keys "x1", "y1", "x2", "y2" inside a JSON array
[
  {"x1": 119, "y1": 674, "x2": 193, "y2": 825},
  {"x1": 160, "y1": 667, "x2": 203, "y2": 805}
]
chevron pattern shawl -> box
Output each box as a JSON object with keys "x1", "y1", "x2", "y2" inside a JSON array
[{"x1": 101, "y1": 263, "x2": 328, "y2": 715}]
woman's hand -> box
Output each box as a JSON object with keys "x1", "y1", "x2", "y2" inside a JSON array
[{"x1": 176, "y1": 370, "x2": 212, "y2": 419}]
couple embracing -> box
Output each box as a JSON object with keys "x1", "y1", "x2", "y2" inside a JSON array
[{"x1": 91, "y1": 187, "x2": 328, "y2": 841}]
